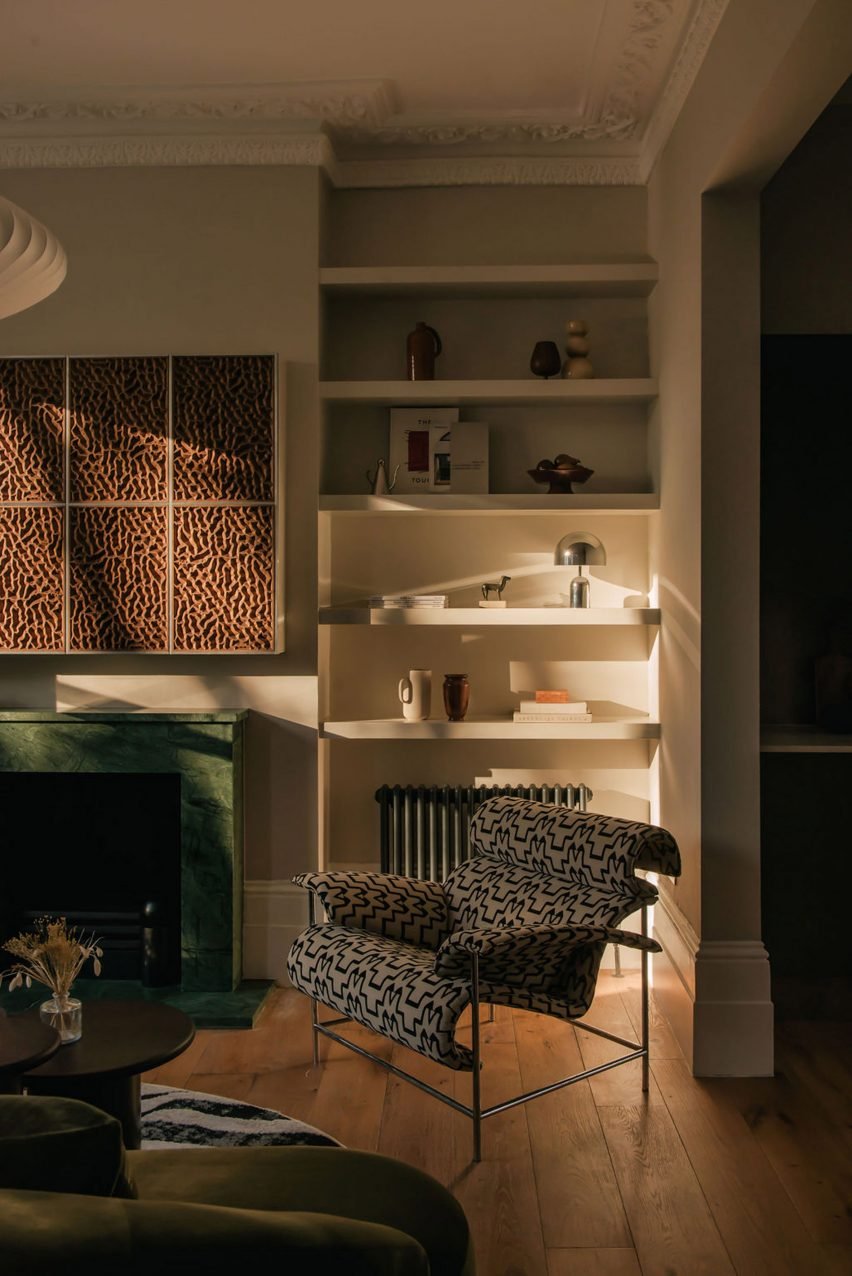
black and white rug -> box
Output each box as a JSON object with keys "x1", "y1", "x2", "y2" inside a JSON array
[{"x1": 140, "y1": 1083, "x2": 340, "y2": 1149}]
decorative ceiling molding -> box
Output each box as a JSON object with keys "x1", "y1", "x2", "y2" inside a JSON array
[
  {"x1": 0, "y1": 1, "x2": 728, "y2": 187},
  {"x1": 0, "y1": 133, "x2": 334, "y2": 171},
  {"x1": 331, "y1": 155, "x2": 643, "y2": 188},
  {"x1": 639, "y1": 0, "x2": 731, "y2": 179},
  {"x1": 0, "y1": 81, "x2": 396, "y2": 131},
  {"x1": 337, "y1": 0, "x2": 686, "y2": 151}
]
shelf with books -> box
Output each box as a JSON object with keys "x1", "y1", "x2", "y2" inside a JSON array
[
  {"x1": 317, "y1": 253, "x2": 661, "y2": 870},
  {"x1": 320, "y1": 718, "x2": 661, "y2": 741}
]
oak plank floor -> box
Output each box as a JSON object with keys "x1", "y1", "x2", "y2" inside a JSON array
[{"x1": 145, "y1": 974, "x2": 852, "y2": 1276}]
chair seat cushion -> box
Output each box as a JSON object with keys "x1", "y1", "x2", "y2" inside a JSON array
[{"x1": 287, "y1": 924, "x2": 474, "y2": 1069}]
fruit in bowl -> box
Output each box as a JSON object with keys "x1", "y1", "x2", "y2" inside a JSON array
[{"x1": 527, "y1": 454, "x2": 594, "y2": 494}]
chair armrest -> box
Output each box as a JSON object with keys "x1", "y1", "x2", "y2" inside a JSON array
[
  {"x1": 293, "y1": 872, "x2": 450, "y2": 949},
  {"x1": 434, "y1": 922, "x2": 661, "y2": 980}
]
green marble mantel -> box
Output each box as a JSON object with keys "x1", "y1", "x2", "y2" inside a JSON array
[{"x1": 0, "y1": 710, "x2": 247, "y2": 992}]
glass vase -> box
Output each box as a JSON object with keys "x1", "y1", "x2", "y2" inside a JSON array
[{"x1": 39, "y1": 994, "x2": 82, "y2": 1044}]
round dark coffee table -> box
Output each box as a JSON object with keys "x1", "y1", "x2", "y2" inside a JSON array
[
  {"x1": 0, "y1": 1017, "x2": 60, "y2": 1093},
  {"x1": 22, "y1": 1000, "x2": 194, "y2": 1149}
]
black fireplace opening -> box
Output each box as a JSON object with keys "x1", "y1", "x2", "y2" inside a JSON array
[{"x1": 0, "y1": 772, "x2": 182, "y2": 985}]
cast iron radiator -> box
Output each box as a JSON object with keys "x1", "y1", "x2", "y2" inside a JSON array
[{"x1": 375, "y1": 783, "x2": 593, "y2": 879}]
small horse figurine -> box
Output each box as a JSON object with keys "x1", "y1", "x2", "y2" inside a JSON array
[{"x1": 481, "y1": 575, "x2": 511, "y2": 602}]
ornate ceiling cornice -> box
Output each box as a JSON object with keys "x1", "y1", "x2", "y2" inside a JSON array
[
  {"x1": 0, "y1": 81, "x2": 396, "y2": 131},
  {"x1": 331, "y1": 155, "x2": 643, "y2": 188},
  {"x1": 336, "y1": 0, "x2": 684, "y2": 151},
  {"x1": 639, "y1": 0, "x2": 731, "y2": 179},
  {"x1": 0, "y1": 133, "x2": 334, "y2": 171},
  {"x1": 0, "y1": 1, "x2": 728, "y2": 187}
]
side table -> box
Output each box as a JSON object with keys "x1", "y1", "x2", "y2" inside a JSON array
[
  {"x1": 0, "y1": 1016, "x2": 60, "y2": 1093},
  {"x1": 23, "y1": 1000, "x2": 195, "y2": 1148}
]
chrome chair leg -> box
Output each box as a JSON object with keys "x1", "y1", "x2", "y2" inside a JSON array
[
  {"x1": 641, "y1": 904, "x2": 650, "y2": 1092},
  {"x1": 311, "y1": 998, "x2": 320, "y2": 1066},
  {"x1": 308, "y1": 894, "x2": 320, "y2": 1067},
  {"x1": 471, "y1": 952, "x2": 482, "y2": 1162}
]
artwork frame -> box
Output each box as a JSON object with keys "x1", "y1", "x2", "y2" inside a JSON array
[{"x1": 0, "y1": 353, "x2": 283, "y2": 655}]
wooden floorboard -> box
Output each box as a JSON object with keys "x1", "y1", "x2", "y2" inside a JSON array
[{"x1": 143, "y1": 983, "x2": 852, "y2": 1276}]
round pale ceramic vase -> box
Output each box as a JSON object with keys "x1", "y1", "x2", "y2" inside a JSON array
[
  {"x1": 562, "y1": 319, "x2": 594, "y2": 379},
  {"x1": 399, "y1": 669, "x2": 432, "y2": 721},
  {"x1": 39, "y1": 993, "x2": 82, "y2": 1044},
  {"x1": 443, "y1": 673, "x2": 470, "y2": 722}
]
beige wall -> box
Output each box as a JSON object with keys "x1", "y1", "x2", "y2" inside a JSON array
[
  {"x1": 0, "y1": 166, "x2": 322, "y2": 885},
  {"x1": 326, "y1": 186, "x2": 649, "y2": 266},
  {"x1": 647, "y1": 0, "x2": 850, "y2": 1072}
]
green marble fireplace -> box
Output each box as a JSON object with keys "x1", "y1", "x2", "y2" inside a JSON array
[{"x1": 0, "y1": 711, "x2": 246, "y2": 994}]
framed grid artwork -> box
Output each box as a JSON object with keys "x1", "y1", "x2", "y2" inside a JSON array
[{"x1": 0, "y1": 354, "x2": 281, "y2": 653}]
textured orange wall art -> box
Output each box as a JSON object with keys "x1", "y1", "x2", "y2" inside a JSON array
[
  {"x1": 0, "y1": 354, "x2": 278, "y2": 653},
  {"x1": 174, "y1": 505, "x2": 275, "y2": 652},
  {"x1": 70, "y1": 357, "x2": 168, "y2": 502},
  {"x1": 0, "y1": 357, "x2": 65, "y2": 503},
  {"x1": 174, "y1": 355, "x2": 274, "y2": 502},
  {"x1": 70, "y1": 506, "x2": 169, "y2": 651},
  {"x1": 0, "y1": 506, "x2": 64, "y2": 651}
]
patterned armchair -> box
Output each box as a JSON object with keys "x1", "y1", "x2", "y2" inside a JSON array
[{"x1": 288, "y1": 796, "x2": 681, "y2": 1160}]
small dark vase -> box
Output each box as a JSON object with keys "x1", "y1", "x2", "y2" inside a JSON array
[
  {"x1": 443, "y1": 673, "x2": 470, "y2": 722},
  {"x1": 407, "y1": 322, "x2": 442, "y2": 380},
  {"x1": 529, "y1": 340, "x2": 562, "y2": 379}
]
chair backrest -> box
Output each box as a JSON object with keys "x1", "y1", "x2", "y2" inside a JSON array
[{"x1": 443, "y1": 796, "x2": 681, "y2": 933}]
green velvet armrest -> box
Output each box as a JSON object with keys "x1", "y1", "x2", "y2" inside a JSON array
[{"x1": 0, "y1": 1190, "x2": 430, "y2": 1276}]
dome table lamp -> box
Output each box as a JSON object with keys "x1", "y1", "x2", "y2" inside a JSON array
[{"x1": 554, "y1": 531, "x2": 606, "y2": 608}]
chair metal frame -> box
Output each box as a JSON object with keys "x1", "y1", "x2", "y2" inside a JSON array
[{"x1": 307, "y1": 896, "x2": 651, "y2": 1162}]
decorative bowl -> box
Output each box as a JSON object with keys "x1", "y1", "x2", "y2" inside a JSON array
[{"x1": 527, "y1": 465, "x2": 594, "y2": 494}]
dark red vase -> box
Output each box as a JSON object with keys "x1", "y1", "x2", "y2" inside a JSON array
[
  {"x1": 443, "y1": 673, "x2": 470, "y2": 722},
  {"x1": 406, "y1": 322, "x2": 442, "y2": 380}
]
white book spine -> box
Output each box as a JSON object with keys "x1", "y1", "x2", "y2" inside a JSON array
[{"x1": 513, "y1": 712, "x2": 593, "y2": 723}]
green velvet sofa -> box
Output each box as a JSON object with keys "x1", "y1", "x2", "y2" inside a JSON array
[{"x1": 0, "y1": 1095, "x2": 474, "y2": 1274}]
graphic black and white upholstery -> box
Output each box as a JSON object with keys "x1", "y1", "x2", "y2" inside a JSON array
[{"x1": 288, "y1": 798, "x2": 681, "y2": 1073}]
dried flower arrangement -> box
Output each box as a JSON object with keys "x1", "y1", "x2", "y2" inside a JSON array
[{"x1": 1, "y1": 916, "x2": 103, "y2": 1000}]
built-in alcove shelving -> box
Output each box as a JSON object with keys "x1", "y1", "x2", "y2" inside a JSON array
[{"x1": 317, "y1": 258, "x2": 662, "y2": 867}]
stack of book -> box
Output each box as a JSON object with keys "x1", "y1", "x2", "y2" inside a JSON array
[
  {"x1": 367, "y1": 594, "x2": 449, "y2": 609},
  {"x1": 513, "y1": 690, "x2": 592, "y2": 723}
]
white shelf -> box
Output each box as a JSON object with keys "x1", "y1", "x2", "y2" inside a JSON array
[
  {"x1": 320, "y1": 378, "x2": 657, "y2": 406},
  {"x1": 322, "y1": 718, "x2": 660, "y2": 741},
  {"x1": 319, "y1": 263, "x2": 659, "y2": 298},
  {"x1": 319, "y1": 493, "x2": 659, "y2": 514},
  {"x1": 319, "y1": 607, "x2": 660, "y2": 627},
  {"x1": 760, "y1": 725, "x2": 852, "y2": 753}
]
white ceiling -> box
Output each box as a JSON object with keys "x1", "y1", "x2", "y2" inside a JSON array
[{"x1": 0, "y1": 0, "x2": 730, "y2": 185}]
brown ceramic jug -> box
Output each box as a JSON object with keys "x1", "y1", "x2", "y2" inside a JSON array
[
  {"x1": 443, "y1": 673, "x2": 470, "y2": 722},
  {"x1": 407, "y1": 322, "x2": 442, "y2": 380}
]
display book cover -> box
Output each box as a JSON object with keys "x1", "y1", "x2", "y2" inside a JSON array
[
  {"x1": 513, "y1": 695, "x2": 591, "y2": 722},
  {"x1": 388, "y1": 407, "x2": 488, "y2": 493}
]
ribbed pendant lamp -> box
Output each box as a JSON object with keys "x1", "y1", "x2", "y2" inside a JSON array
[{"x1": 0, "y1": 195, "x2": 67, "y2": 320}]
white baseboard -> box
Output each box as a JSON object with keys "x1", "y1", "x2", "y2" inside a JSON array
[
  {"x1": 654, "y1": 894, "x2": 774, "y2": 1076},
  {"x1": 243, "y1": 881, "x2": 307, "y2": 985}
]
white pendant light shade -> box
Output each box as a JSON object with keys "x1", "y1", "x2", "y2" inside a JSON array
[{"x1": 0, "y1": 195, "x2": 67, "y2": 320}]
